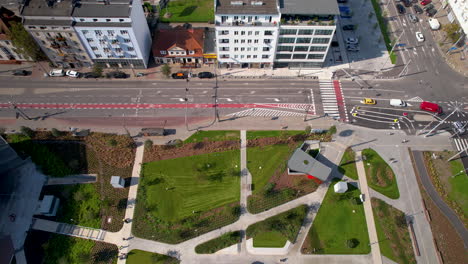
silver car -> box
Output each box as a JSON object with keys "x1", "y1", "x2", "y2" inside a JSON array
[{"x1": 408, "y1": 13, "x2": 418, "y2": 23}]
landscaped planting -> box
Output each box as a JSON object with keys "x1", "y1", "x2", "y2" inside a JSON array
[
  {"x1": 372, "y1": 198, "x2": 416, "y2": 264},
  {"x1": 338, "y1": 148, "x2": 358, "y2": 180},
  {"x1": 195, "y1": 231, "x2": 242, "y2": 254},
  {"x1": 302, "y1": 179, "x2": 370, "y2": 254},
  {"x1": 159, "y1": 0, "x2": 214, "y2": 22},
  {"x1": 246, "y1": 205, "x2": 307, "y2": 247},
  {"x1": 362, "y1": 148, "x2": 400, "y2": 199},
  {"x1": 184, "y1": 130, "x2": 240, "y2": 143},
  {"x1": 246, "y1": 130, "x2": 307, "y2": 140},
  {"x1": 127, "y1": 250, "x2": 179, "y2": 264},
  {"x1": 133, "y1": 150, "x2": 241, "y2": 243},
  {"x1": 370, "y1": 0, "x2": 397, "y2": 64}
]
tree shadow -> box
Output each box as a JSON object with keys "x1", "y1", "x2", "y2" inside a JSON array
[{"x1": 179, "y1": 6, "x2": 197, "y2": 17}]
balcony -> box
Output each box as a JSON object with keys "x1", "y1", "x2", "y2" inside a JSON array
[
  {"x1": 216, "y1": 21, "x2": 278, "y2": 27},
  {"x1": 280, "y1": 15, "x2": 335, "y2": 26}
]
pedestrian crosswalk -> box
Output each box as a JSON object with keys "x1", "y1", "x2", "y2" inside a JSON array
[
  {"x1": 319, "y1": 80, "x2": 340, "y2": 118},
  {"x1": 407, "y1": 96, "x2": 424, "y2": 102},
  {"x1": 227, "y1": 108, "x2": 304, "y2": 117},
  {"x1": 453, "y1": 138, "x2": 468, "y2": 152}
]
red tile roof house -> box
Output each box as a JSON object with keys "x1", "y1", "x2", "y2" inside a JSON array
[{"x1": 152, "y1": 28, "x2": 205, "y2": 67}]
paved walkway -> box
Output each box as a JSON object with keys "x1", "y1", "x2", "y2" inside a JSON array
[
  {"x1": 412, "y1": 151, "x2": 468, "y2": 248},
  {"x1": 239, "y1": 130, "x2": 252, "y2": 212},
  {"x1": 32, "y1": 218, "x2": 108, "y2": 241},
  {"x1": 45, "y1": 174, "x2": 97, "y2": 185},
  {"x1": 356, "y1": 151, "x2": 383, "y2": 264}
]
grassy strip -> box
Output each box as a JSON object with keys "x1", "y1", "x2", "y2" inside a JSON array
[
  {"x1": 127, "y1": 250, "x2": 179, "y2": 264},
  {"x1": 159, "y1": 0, "x2": 214, "y2": 22},
  {"x1": 338, "y1": 148, "x2": 359, "y2": 180},
  {"x1": 372, "y1": 198, "x2": 416, "y2": 264},
  {"x1": 304, "y1": 179, "x2": 370, "y2": 254},
  {"x1": 246, "y1": 130, "x2": 306, "y2": 140},
  {"x1": 370, "y1": 0, "x2": 397, "y2": 64},
  {"x1": 362, "y1": 148, "x2": 400, "y2": 199},
  {"x1": 246, "y1": 205, "x2": 307, "y2": 247},
  {"x1": 184, "y1": 130, "x2": 240, "y2": 143},
  {"x1": 195, "y1": 231, "x2": 241, "y2": 253},
  {"x1": 43, "y1": 234, "x2": 95, "y2": 264}
]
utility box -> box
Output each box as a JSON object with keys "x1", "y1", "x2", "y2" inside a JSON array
[
  {"x1": 36, "y1": 195, "x2": 60, "y2": 217},
  {"x1": 110, "y1": 176, "x2": 125, "y2": 188}
]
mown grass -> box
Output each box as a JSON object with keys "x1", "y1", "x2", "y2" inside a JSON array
[
  {"x1": 370, "y1": 0, "x2": 397, "y2": 64},
  {"x1": 195, "y1": 231, "x2": 242, "y2": 253},
  {"x1": 338, "y1": 148, "x2": 358, "y2": 180},
  {"x1": 184, "y1": 130, "x2": 240, "y2": 143},
  {"x1": 246, "y1": 130, "x2": 306, "y2": 140},
  {"x1": 304, "y1": 179, "x2": 370, "y2": 254},
  {"x1": 159, "y1": 0, "x2": 214, "y2": 22},
  {"x1": 127, "y1": 250, "x2": 179, "y2": 264},
  {"x1": 362, "y1": 148, "x2": 400, "y2": 199},
  {"x1": 246, "y1": 205, "x2": 307, "y2": 247},
  {"x1": 448, "y1": 159, "x2": 468, "y2": 216},
  {"x1": 372, "y1": 198, "x2": 416, "y2": 264},
  {"x1": 43, "y1": 234, "x2": 95, "y2": 264}
]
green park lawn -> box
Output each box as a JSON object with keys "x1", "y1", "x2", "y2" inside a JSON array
[
  {"x1": 127, "y1": 250, "x2": 179, "y2": 264},
  {"x1": 246, "y1": 130, "x2": 306, "y2": 140},
  {"x1": 247, "y1": 205, "x2": 307, "y2": 247},
  {"x1": 140, "y1": 150, "x2": 240, "y2": 222},
  {"x1": 448, "y1": 158, "x2": 468, "y2": 216},
  {"x1": 338, "y1": 148, "x2": 358, "y2": 180},
  {"x1": 159, "y1": 0, "x2": 214, "y2": 22},
  {"x1": 362, "y1": 148, "x2": 400, "y2": 199},
  {"x1": 195, "y1": 231, "x2": 242, "y2": 253},
  {"x1": 305, "y1": 179, "x2": 370, "y2": 254},
  {"x1": 184, "y1": 130, "x2": 240, "y2": 143}
]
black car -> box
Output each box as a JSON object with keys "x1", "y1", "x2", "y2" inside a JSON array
[
  {"x1": 396, "y1": 4, "x2": 405, "y2": 14},
  {"x1": 171, "y1": 72, "x2": 187, "y2": 79},
  {"x1": 12, "y1": 70, "x2": 30, "y2": 76},
  {"x1": 83, "y1": 72, "x2": 101, "y2": 78},
  {"x1": 426, "y1": 8, "x2": 437, "y2": 17},
  {"x1": 198, "y1": 72, "x2": 214, "y2": 78},
  {"x1": 106, "y1": 71, "x2": 128, "y2": 79},
  {"x1": 402, "y1": 0, "x2": 411, "y2": 7},
  {"x1": 413, "y1": 5, "x2": 423, "y2": 14},
  {"x1": 423, "y1": 3, "x2": 434, "y2": 10},
  {"x1": 342, "y1": 24, "x2": 355, "y2": 31}
]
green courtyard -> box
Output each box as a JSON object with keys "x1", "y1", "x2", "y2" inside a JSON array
[{"x1": 159, "y1": 0, "x2": 214, "y2": 23}]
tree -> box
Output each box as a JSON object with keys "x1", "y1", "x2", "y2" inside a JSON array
[
  {"x1": 144, "y1": 139, "x2": 153, "y2": 149},
  {"x1": 8, "y1": 22, "x2": 44, "y2": 61},
  {"x1": 92, "y1": 64, "x2": 103, "y2": 77},
  {"x1": 443, "y1": 23, "x2": 462, "y2": 44},
  {"x1": 51, "y1": 128, "x2": 61, "y2": 137},
  {"x1": 305, "y1": 125, "x2": 311, "y2": 134},
  {"x1": 20, "y1": 126, "x2": 35, "y2": 137},
  {"x1": 108, "y1": 139, "x2": 118, "y2": 146},
  {"x1": 395, "y1": 213, "x2": 407, "y2": 228},
  {"x1": 161, "y1": 64, "x2": 171, "y2": 78},
  {"x1": 346, "y1": 238, "x2": 359, "y2": 248}
]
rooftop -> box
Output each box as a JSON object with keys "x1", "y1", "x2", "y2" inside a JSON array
[
  {"x1": 203, "y1": 28, "x2": 216, "y2": 54},
  {"x1": 74, "y1": 21, "x2": 132, "y2": 27},
  {"x1": 279, "y1": 0, "x2": 339, "y2": 15},
  {"x1": 287, "y1": 148, "x2": 331, "y2": 182},
  {"x1": 23, "y1": 19, "x2": 73, "y2": 26},
  {"x1": 21, "y1": 0, "x2": 74, "y2": 17},
  {"x1": 72, "y1": 2, "x2": 132, "y2": 18},
  {"x1": 152, "y1": 28, "x2": 205, "y2": 58},
  {"x1": 216, "y1": 0, "x2": 279, "y2": 15}
]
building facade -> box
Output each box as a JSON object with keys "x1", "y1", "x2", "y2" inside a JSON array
[
  {"x1": 214, "y1": 0, "x2": 338, "y2": 69},
  {"x1": 153, "y1": 28, "x2": 205, "y2": 66},
  {"x1": 447, "y1": 0, "x2": 468, "y2": 36},
  {"x1": 0, "y1": 7, "x2": 31, "y2": 62}
]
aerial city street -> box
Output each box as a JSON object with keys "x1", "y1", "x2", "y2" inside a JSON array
[{"x1": 0, "y1": 0, "x2": 466, "y2": 263}]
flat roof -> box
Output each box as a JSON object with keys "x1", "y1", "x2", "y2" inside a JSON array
[
  {"x1": 23, "y1": 19, "x2": 73, "y2": 26},
  {"x1": 216, "y1": 0, "x2": 278, "y2": 15},
  {"x1": 287, "y1": 148, "x2": 331, "y2": 181},
  {"x1": 72, "y1": 3, "x2": 131, "y2": 17},
  {"x1": 21, "y1": 0, "x2": 74, "y2": 17},
  {"x1": 74, "y1": 22, "x2": 132, "y2": 27},
  {"x1": 203, "y1": 28, "x2": 216, "y2": 54},
  {"x1": 279, "y1": 0, "x2": 339, "y2": 15}
]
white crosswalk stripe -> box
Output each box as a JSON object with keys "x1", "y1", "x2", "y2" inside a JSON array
[
  {"x1": 453, "y1": 138, "x2": 468, "y2": 152},
  {"x1": 407, "y1": 96, "x2": 424, "y2": 102},
  {"x1": 227, "y1": 108, "x2": 304, "y2": 117},
  {"x1": 319, "y1": 80, "x2": 339, "y2": 117}
]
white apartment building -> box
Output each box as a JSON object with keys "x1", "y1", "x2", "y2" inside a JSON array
[
  {"x1": 215, "y1": 0, "x2": 339, "y2": 69},
  {"x1": 447, "y1": 0, "x2": 468, "y2": 35},
  {"x1": 72, "y1": 0, "x2": 152, "y2": 68}
]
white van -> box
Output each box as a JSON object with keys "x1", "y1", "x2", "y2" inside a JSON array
[
  {"x1": 390, "y1": 99, "x2": 406, "y2": 107},
  {"x1": 49, "y1": 69, "x2": 65, "y2": 77}
]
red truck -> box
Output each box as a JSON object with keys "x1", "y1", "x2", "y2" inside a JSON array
[{"x1": 420, "y1": 101, "x2": 442, "y2": 115}]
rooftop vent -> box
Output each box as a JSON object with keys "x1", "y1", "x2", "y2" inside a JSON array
[
  {"x1": 230, "y1": 1, "x2": 244, "y2": 6},
  {"x1": 251, "y1": 1, "x2": 263, "y2": 5}
]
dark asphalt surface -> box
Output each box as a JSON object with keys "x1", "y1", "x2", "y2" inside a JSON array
[{"x1": 412, "y1": 150, "x2": 468, "y2": 248}]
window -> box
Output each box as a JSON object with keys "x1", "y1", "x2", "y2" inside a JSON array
[
  {"x1": 234, "y1": 16, "x2": 239, "y2": 20},
  {"x1": 28, "y1": 26, "x2": 36, "y2": 29},
  {"x1": 240, "y1": 55, "x2": 244, "y2": 58},
  {"x1": 82, "y1": 30, "x2": 89, "y2": 34},
  {"x1": 253, "y1": 47, "x2": 258, "y2": 51},
  {"x1": 220, "y1": 30, "x2": 229, "y2": 35},
  {"x1": 95, "y1": 54, "x2": 102, "y2": 58},
  {"x1": 247, "y1": 47, "x2": 251, "y2": 51},
  {"x1": 262, "y1": 55, "x2": 269, "y2": 59},
  {"x1": 161, "y1": 50, "x2": 166, "y2": 54},
  {"x1": 86, "y1": 38, "x2": 94, "y2": 42},
  {"x1": 312, "y1": 38, "x2": 330, "y2": 44},
  {"x1": 189, "y1": 50, "x2": 195, "y2": 55},
  {"x1": 255, "y1": 31, "x2": 259, "y2": 35},
  {"x1": 247, "y1": 55, "x2": 251, "y2": 58},
  {"x1": 241, "y1": 31, "x2": 245, "y2": 35},
  {"x1": 308, "y1": 54, "x2": 325, "y2": 59},
  {"x1": 119, "y1": 19, "x2": 125, "y2": 22},
  {"x1": 315, "y1": 29, "x2": 333, "y2": 35},
  {"x1": 220, "y1": 47, "x2": 230, "y2": 51},
  {"x1": 298, "y1": 29, "x2": 314, "y2": 35},
  {"x1": 234, "y1": 31, "x2": 239, "y2": 35},
  {"x1": 265, "y1": 16, "x2": 272, "y2": 22},
  {"x1": 241, "y1": 47, "x2": 245, "y2": 51},
  {"x1": 221, "y1": 54, "x2": 230, "y2": 58},
  {"x1": 68, "y1": 33, "x2": 73, "y2": 37},
  {"x1": 296, "y1": 38, "x2": 311, "y2": 43},
  {"x1": 107, "y1": 30, "x2": 115, "y2": 36},
  {"x1": 254, "y1": 40, "x2": 259, "y2": 43},
  {"x1": 95, "y1": 30, "x2": 102, "y2": 35},
  {"x1": 234, "y1": 39, "x2": 239, "y2": 43},
  {"x1": 219, "y1": 39, "x2": 229, "y2": 43},
  {"x1": 241, "y1": 40, "x2": 245, "y2": 43},
  {"x1": 121, "y1": 30, "x2": 129, "y2": 34},
  {"x1": 264, "y1": 39, "x2": 272, "y2": 44},
  {"x1": 254, "y1": 16, "x2": 258, "y2": 20},
  {"x1": 80, "y1": 19, "x2": 85, "y2": 22},
  {"x1": 248, "y1": 31, "x2": 252, "y2": 35},
  {"x1": 115, "y1": 48, "x2": 123, "y2": 53},
  {"x1": 176, "y1": 52, "x2": 180, "y2": 54},
  {"x1": 253, "y1": 55, "x2": 257, "y2": 58},
  {"x1": 234, "y1": 47, "x2": 239, "y2": 51},
  {"x1": 234, "y1": 55, "x2": 238, "y2": 58},
  {"x1": 263, "y1": 47, "x2": 270, "y2": 51},
  {"x1": 280, "y1": 29, "x2": 297, "y2": 35},
  {"x1": 294, "y1": 46, "x2": 309, "y2": 51},
  {"x1": 128, "y1": 47, "x2": 134, "y2": 51},
  {"x1": 248, "y1": 39, "x2": 252, "y2": 43},
  {"x1": 63, "y1": 27, "x2": 70, "y2": 30},
  {"x1": 103, "y1": 48, "x2": 110, "y2": 52},
  {"x1": 93, "y1": 19, "x2": 98, "y2": 22},
  {"x1": 293, "y1": 54, "x2": 307, "y2": 59},
  {"x1": 264, "y1": 30, "x2": 273, "y2": 36},
  {"x1": 124, "y1": 39, "x2": 131, "y2": 43},
  {"x1": 278, "y1": 37, "x2": 295, "y2": 43},
  {"x1": 276, "y1": 54, "x2": 291, "y2": 59},
  {"x1": 309, "y1": 46, "x2": 327, "y2": 52},
  {"x1": 40, "y1": 26, "x2": 46, "y2": 29},
  {"x1": 277, "y1": 46, "x2": 293, "y2": 51},
  {"x1": 131, "y1": 55, "x2": 137, "y2": 58}
]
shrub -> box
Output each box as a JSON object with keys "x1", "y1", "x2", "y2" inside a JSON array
[
  {"x1": 144, "y1": 139, "x2": 153, "y2": 149},
  {"x1": 0, "y1": 127, "x2": 6, "y2": 134},
  {"x1": 51, "y1": 128, "x2": 61, "y2": 137},
  {"x1": 20, "y1": 126, "x2": 35, "y2": 137},
  {"x1": 328, "y1": 125, "x2": 337, "y2": 135},
  {"x1": 161, "y1": 64, "x2": 171, "y2": 77},
  {"x1": 231, "y1": 205, "x2": 241, "y2": 217},
  {"x1": 395, "y1": 213, "x2": 407, "y2": 228},
  {"x1": 346, "y1": 238, "x2": 359, "y2": 248},
  {"x1": 108, "y1": 139, "x2": 118, "y2": 147},
  {"x1": 305, "y1": 125, "x2": 311, "y2": 134},
  {"x1": 92, "y1": 64, "x2": 103, "y2": 77},
  {"x1": 263, "y1": 182, "x2": 276, "y2": 196}
]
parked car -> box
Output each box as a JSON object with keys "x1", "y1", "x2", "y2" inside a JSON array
[
  {"x1": 66, "y1": 70, "x2": 81, "y2": 78},
  {"x1": 403, "y1": 0, "x2": 411, "y2": 7},
  {"x1": 415, "y1": 32, "x2": 425, "y2": 42},
  {"x1": 12, "y1": 70, "x2": 30, "y2": 76},
  {"x1": 347, "y1": 45, "x2": 360, "y2": 52},
  {"x1": 106, "y1": 71, "x2": 127, "y2": 79},
  {"x1": 423, "y1": 3, "x2": 434, "y2": 10},
  {"x1": 361, "y1": 98, "x2": 376, "y2": 105},
  {"x1": 342, "y1": 24, "x2": 355, "y2": 31},
  {"x1": 420, "y1": 0, "x2": 431, "y2": 5},
  {"x1": 171, "y1": 72, "x2": 188, "y2": 79},
  {"x1": 408, "y1": 13, "x2": 418, "y2": 23},
  {"x1": 426, "y1": 8, "x2": 437, "y2": 17},
  {"x1": 346, "y1": 37, "x2": 359, "y2": 44},
  {"x1": 49, "y1": 69, "x2": 65, "y2": 77},
  {"x1": 396, "y1": 4, "x2": 406, "y2": 14},
  {"x1": 136, "y1": 72, "x2": 145, "y2": 77},
  {"x1": 83, "y1": 72, "x2": 101, "y2": 78},
  {"x1": 390, "y1": 99, "x2": 407, "y2": 107},
  {"x1": 198, "y1": 72, "x2": 214, "y2": 78},
  {"x1": 413, "y1": 5, "x2": 423, "y2": 14}
]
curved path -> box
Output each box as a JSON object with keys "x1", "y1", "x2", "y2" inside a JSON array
[{"x1": 412, "y1": 151, "x2": 468, "y2": 248}]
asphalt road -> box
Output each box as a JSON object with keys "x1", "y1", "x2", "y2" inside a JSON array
[{"x1": 412, "y1": 150, "x2": 468, "y2": 248}]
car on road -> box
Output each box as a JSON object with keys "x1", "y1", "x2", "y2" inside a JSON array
[
  {"x1": 12, "y1": 70, "x2": 30, "y2": 76},
  {"x1": 66, "y1": 70, "x2": 81, "y2": 78},
  {"x1": 347, "y1": 45, "x2": 360, "y2": 52},
  {"x1": 403, "y1": 0, "x2": 411, "y2": 7},
  {"x1": 415, "y1": 31, "x2": 425, "y2": 42},
  {"x1": 83, "y1": 72, "x2": 101, "y2": 78},
  {"x1": 346, "y1": 37, "x2": 359, "y2": 44},
  {"x1": 361, "y1": 98, "x2": 376, "y2": 105},
  {"x1": 396, "y1": 4, "x2": 406, "y2": 14},
  {"x1": 390, "y1": 99, "x2": 407, "y2": 107},
  {"x1": 408, "y1": 13, "x2": 418, "y2": 23},
  {"x1": 49, "y1": 69, "x2": 65, "y2": 77},
  {"x1": 360, "y1": 194, "x2": 365, "y2": 203},
  {"x1": 420, "y1": 0, "x2": 431, "y2": 5},
  {"x1": 106, "y1": 71, "x2": 128, "y2": 79},
  {"x1": 413, "y1": 5, "x2": 423, "y2": 14},
  {"x1": 171, "y1": 72, "x2": 188, "y2": 79},
  {"x1": 426, "y1": 8, "x2": 437, "y2": 17},
  {"x1": 342, "y1": 25, "x2": 355, "y2": 31},
  {"x1": 453, "y1": 121, "x2": 466, "y2": 134},
  {"x1": 420, "y1": 101, "x2": 442, "y2": 115},
  {"x1": 198, "y1": 72, "x2": 214, "y2": 78}
]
